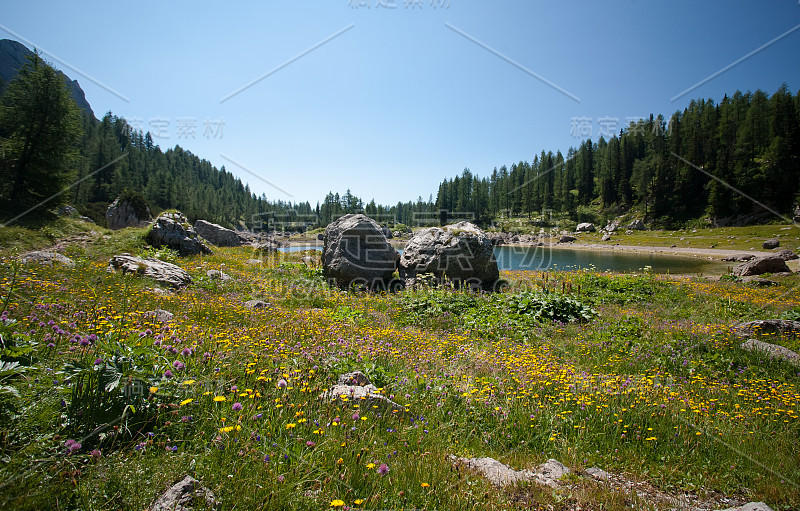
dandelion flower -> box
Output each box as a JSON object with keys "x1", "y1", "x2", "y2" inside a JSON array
[{"x1": 330, "y1": 500, "x2": 345, "y2": 507}]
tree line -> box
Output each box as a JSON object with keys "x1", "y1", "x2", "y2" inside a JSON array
[{"x1": 434, "y1": 86, "x2": 800, "y2": 228}]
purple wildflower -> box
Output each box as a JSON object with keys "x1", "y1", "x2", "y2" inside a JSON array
[
  {"x1": 377, "y1": 463, "x2": 389, "y2": 475},
  {"x1": 232, "y1": 402, "x2": 243, "y2": 411}
]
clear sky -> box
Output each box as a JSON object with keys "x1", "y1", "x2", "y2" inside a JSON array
[{"x1": 3, "y1": 1, "x2": 800, "y2": 206}]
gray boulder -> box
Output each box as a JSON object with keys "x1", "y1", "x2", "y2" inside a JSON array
[
  {"x1": 733, "y1": 319, "x2": 800, "y2": 337},
  {"x1": 320, "y1": 371, "x2": 403, "y2": 411},
  {"x1": 105, "y1": 197, "x2": 152, "y2": 230},
  {"x1": 601, "y1": 233, "x2": 612, "y2": 242},
  {"x1": 145, "y1": 309, "x2": 174, "y2": 323},
  {"x1": 740, "y1": 339, "x2": 800, "y2": 367},
  {"x1": 559, "y1": 234, "x2": 577, "y2": 243},
  {"x1": 731, "y1": 255, "x2": 790, "y2": 277},
  {"x1": 206, "y1": 269, "x2": 231, "y2": 282},
  {"x1": 721, "y1": 503, "x2": 774, "y2": 511},
  {"x1": 56, "y1": 205, "x2": 78, "y2": 217},
  {"x1": 243, "y1": 300, "x2": 270, "y2": 310},
  {"x1": 775, "y1": 249, "x2": 798, "y2": 261},
  {"x1": 604, "y1": 220, "x2": 619, "y2": 232},
  {"x1": 323, "y1": 214, "x2": 398, "y2": 289},
  {"x1": 762, "y1": 238, "x2": 780, "y2": 249},
  {"x1": 146, "y1": 212, "x2": 212, "y2": 256},
  {"x1": 628, "y1": 219, "x2": 645, "y2": 230},
  {"x1": 150, "y1": 475, "x2": 218, "y2": 511},
  {"x1": 576, "y1": 222, "x2": 595, "y2": 232},
  {"x1": 194, "y1": 220, "x2": 242, "y2": 247},
  {"x1": 107, "y1": 254, "x2": 192, "y2": 288},
  {"x1": 739, "y1": 276, "x2": 777, "y2": 287},
  {"x1": 381, "y1": 226, "x2": 393, "y2": 239},
  {"x1": 18, "y1": 251, "x2": 75, "y2": 267},
  {"x1": 399, "y1": 221, "x2": 498, "y2": 290},
  {"x1": 451, "y1": 457, "x2": 570, "y2": 488}
]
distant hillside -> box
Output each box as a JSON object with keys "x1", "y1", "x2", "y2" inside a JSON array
[{"x1": 0, "y1": 39, "x2": 95, "y2": 118}]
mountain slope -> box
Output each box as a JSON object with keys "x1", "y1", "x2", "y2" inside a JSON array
[{"x1": 0, "y1": 38, "x2": 95, "y2": 118}]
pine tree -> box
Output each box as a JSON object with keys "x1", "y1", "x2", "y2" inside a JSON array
[{"x1": 0, "y1": 51, "x2": 82, "y2": 214}]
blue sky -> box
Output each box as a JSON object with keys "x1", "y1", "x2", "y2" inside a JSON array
[{"x1": 3, "y1": 1, "x2": 800, "y2": 206}]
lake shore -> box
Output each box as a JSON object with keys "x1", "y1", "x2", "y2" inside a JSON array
[{"x1": 283, "y1": 239, "x2": 768, "y2": 260}]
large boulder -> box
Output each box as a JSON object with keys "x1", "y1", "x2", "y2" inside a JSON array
[
  {"x1": 146, "y1": 212, "x2": 212, "y2": 256},
  {"x1": 576, "y1": 222, "x2": 595, "y2": 232},
  {"x1": 628, "y1": 219, "x2": 646, "y2": 230},
  {"x1": 193, "y1": 220, "x2": 242, "y2": 247},
  {"x1": 18, "y1": 251, "x2": 75, "y2": 267},
  {"x1": 399, "y1": 221, "x2": 499, "y2": 290},
  {"x1": 107, "y1": 254, "x2": 192, "y2": 288},
  {"x1": 150, "y1": 475, "x2": 218, "y2": 511},
  {"x1": 323, "y1": 214, "x2": 398, "y2": 289},
  {"x1": 731, "y1": 255, "x2": 791, "y2": 277},
  {"x1": 762, "y1": 238, "x2": 780, "y2": 249},
  {"x1": 105, "y1": 196, "x2": 152, "y2": 230},
  {"x1": 733, "y1": 319, "x2": 800, "y2": 337}
]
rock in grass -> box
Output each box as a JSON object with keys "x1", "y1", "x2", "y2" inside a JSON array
[
  {"x1": 731, "y1": 255, "x2": 790, "y2": 277},
  {"x1": 150, "y1": 475, "x2": 217, "y2": 511},
  {"x1": 323, "y1": 214, "x2": 398, "y2": 289},
  {"x1": 628, "y1": 219, "x2": 645, "y2": 230},
  {"x1": 145, "y1": 309, "x2": 174, "y2": 323},
  {"x1": 733, "y1": 319, "x2": 800, "y2": 337},
  {"x1": 106, "y1": 196, "x2": 152, "y2": 230},
  {"x1": 739, "y1": 276, "x2": 777, "y2": 287},
  {"x1": 451, "y1": 456, "x2": 570, "y2": 488},
  {"x1": 146, "y1": 212, "x2": 212, "y2": 256},
  {"x1": 559, "y1": 234, "x2": 576, "y2": 243},
  {"x1": 400, "y1": 221, "x2": 498, "y2": 290},
  {"x1": 321, "y1": 371, "x2": 403, "y2": 411},
  {"x1": 740, "y1": 339, "x2": 800, "y2": 367},
  {"x1": 601, "y1": 233, "x2": 612, "y2": 241},
  {"x1": 762, "y1": 238, "x2": 780, "y2": 249},
  {"x1": 576, "y1": 222, "x2": 595, "y2": 232},
  {"x1": 243, "y1": 300, "x2": 270, "y2": 310},
  {"x1": 107, "y1": 254, "x2": 192, "y2": 288},
  {"x1": 720, "y1": 503, "x2": 774, "y2": 511},
  {"x1": 206, "y1": 270, "x2": 231, "y2": 282},
  {"x1": 194, "y1": 220, "x2": 242, "y2": 247},
  {"x1": 18, "y1": 251, "x2": 75, "y2": 267}
]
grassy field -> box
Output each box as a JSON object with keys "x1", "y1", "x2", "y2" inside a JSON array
[{"x1": 0, "y1": 226, "x2": 798, "y2": 510}]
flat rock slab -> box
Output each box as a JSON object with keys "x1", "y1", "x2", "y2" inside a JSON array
[
  {"x1": 150, "y1": 475, "x2": 217, "y2": 511},
  {"x1": 721, "y1": 503, "x2": 774, "y2": 511},
  {"x1": 741, "y1": 339, "x2": 800, "y2": 366},
  {"x1": 739, "y1": 276, "x2": 777, "y2": 287},
  {"x1": 108, "y1": 254, "x2": 192, "y2": 289},
  {"x1": 18, "y1": 251, "x2": 75, "y2": 267},
  {"x1": 451, "y1": 456, "x2": 569, "y2": 488}
]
